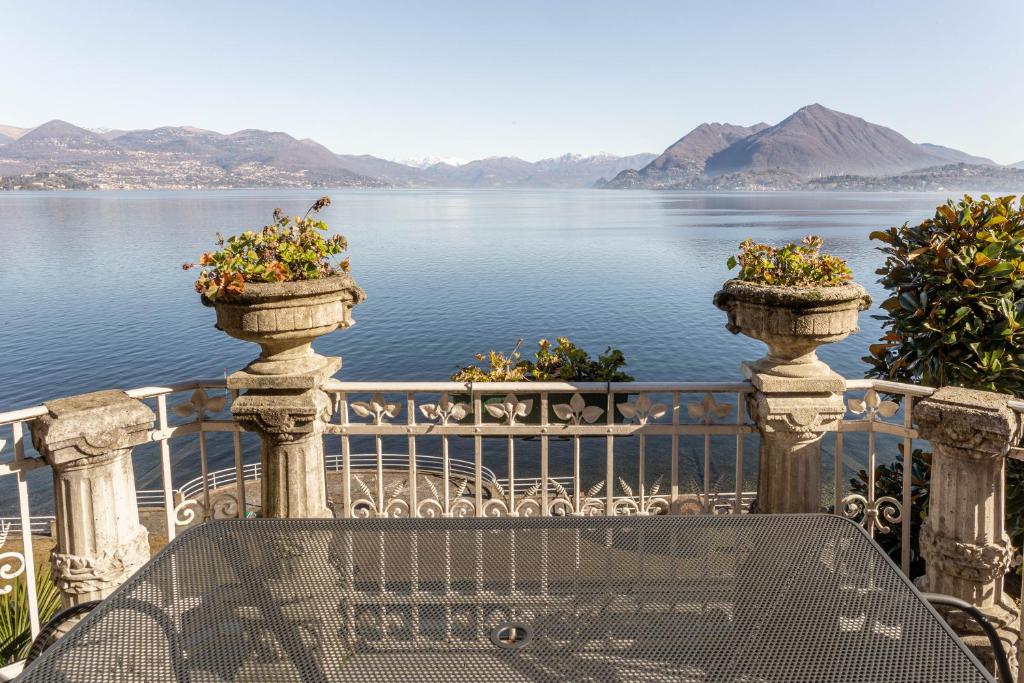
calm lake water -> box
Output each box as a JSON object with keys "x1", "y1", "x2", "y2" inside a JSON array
[{"x1": 0, "y1": 189, "x2": 954, "y2": 513}]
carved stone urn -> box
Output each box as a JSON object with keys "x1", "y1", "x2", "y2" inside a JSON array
[
  {"x1": 713, "y1": 279, "x2": 871, "y2": 379},
  {"x1": 206, "y1": 275, "x2": 366, "y2": 376},
  {"x1": 206, "y1": 274, "x2": 366, "y2": 518}
]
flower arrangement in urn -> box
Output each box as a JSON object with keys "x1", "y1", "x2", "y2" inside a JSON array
[
  {"x1": 714, "y1": 235, "x2": 870, "y2": 378},
  {"x1": 184, "y1": 197, "x2": 365, "y2": 376}
]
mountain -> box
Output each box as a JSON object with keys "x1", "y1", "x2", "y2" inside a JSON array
[
  {"x1": 0, "y1": 131, "x2": 13, "y2": 145},
  {"x1": 0, "y1": 120, "x2": 116, "y2": 171},
  {"x1": 917, "y1": 143, "x2": 996, "y2": 167},
  {"x1": 648, "y1": 122, "x2": 769, "y2": 171},
  {"x1": 400, "y1": 156, "x2": 466, "y2": 169},
  {"x1": 705, "y1": 104, "x2": 951, "y2": 177},
  {"x1": 603, "y1": 122, "x2": 767, "y2": 188},
  {"x1": 517, "y1": 153, "x2": 657, "y2": 188},
  {"x1": 0, "y1": 125, "x2": 30, "y2": 140},
  {"x1": 1012, "y1": 161, "x2": 1024, "y2": 170}
]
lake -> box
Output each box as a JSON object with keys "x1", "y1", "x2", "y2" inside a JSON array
[{"x1": 0, "y1": 189, "x2": 953, "y2": 512}]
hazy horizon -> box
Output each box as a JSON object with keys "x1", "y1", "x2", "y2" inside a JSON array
[{"x1": 4, "y1": 0, "x2": 1023, "y2": 164}]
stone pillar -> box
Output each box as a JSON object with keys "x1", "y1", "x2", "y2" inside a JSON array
[
  {"x1": 746, "y1": 369, "x2": 845, "y2": 513},
  {"x1": 30, "y1": 390, "x2": 154, "y2": 607},
  {"x1": 914, "y1": 387, "x2": 1022, "y2": 675},
  {"x1": 228, "y1": 360, "x2": 337, "y2": 519}
]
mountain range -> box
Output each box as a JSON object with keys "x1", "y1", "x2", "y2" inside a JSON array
[
  {"x1": 0, "y1": 121, "x2": 654, "y2": 190},
  {"x1": 1, "y1": 104, "x2": 1021, "y2": 191},
  {"x1": 603, "y1": 103, "x2": 1011, "y2": 189}
]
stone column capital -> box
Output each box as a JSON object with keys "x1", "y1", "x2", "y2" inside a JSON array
[
  {"x1": 745, "y1": 365, "x2": 847, "y2": 436},
  {"x1": 227, "y1": 358, "x2": 338, "y2": 442},
  {"x1": 31, "y1": 390, "x2": 155, "y2": 468},
  {"x1": 914, "y1": 386, "x2": 1024, "y2": 460}
]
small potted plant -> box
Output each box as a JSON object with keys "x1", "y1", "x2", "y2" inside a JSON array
[
  {"x1": 713, "y1": 236, "x2": 871, "y2": 378},
  {"x1": 184, "y1": 196, "x2": 365, "y2": 376},
  {"x1": 451, "y1": 337, "x2": 634, "y2": 425}
]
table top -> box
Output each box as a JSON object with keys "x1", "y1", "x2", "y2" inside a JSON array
[{"x1": 20, "y1": 514, "x2": 992, "y2": 682}]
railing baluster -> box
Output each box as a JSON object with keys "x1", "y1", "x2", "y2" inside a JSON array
[
  {"x1": 573, "y1": 435, "x2": 581, "y2": 515},
  {"x1": 474, "y1": 393, "x2": 483, "y2": 517},
  {"x1": 606, "y1": 391, "x2": 614, "y2": 516},
  {"x1": 441, "y1": 429, "x2": 451, "y2": 517},
  {"x1": 407, "y1": 392, "x2": 417, "y2": 519},
  {"x1": 375, "y1": 430, "x2": 384, "y2": 517},
  {"x1": 867, "y1": 411, "x2": 877, "y2": 538},
  {"x1": 157, "y1": 396, "x2": 176, "y2": 540},
  {"x1": 901, "y1": 395, "x2": 914, "y2": 575},
  {"x1": 231, "y1": 389, "x2": 245, "y2": 519},
  {"x1": 638, "y1": 430, "x2": 646, "y2": 514},
  {"x1": 507, "y1": 434, "x2": 515, "y2": 514},
  {"x1": 702, "y1": 430, "x2": 711, "y2": 514},
  {"x1": 198, "y1": 424, "x2": 210, "y2": 523},
  {"x1": 13, "y1": 421, "x2": 40, "y2": 636},
  {"x1": 672, "y1": 391, "x2": 680, "y2": 514},
  {"x1": 734, "y1": 392, "x2": 744, "y2": 514},
  {"x1": 339, "y1": 392, "x2": 351, "y2": 519},
  {"x1": 834, "y1": 431, "x2": 844, "y2": 515},
  {"x1": 540, "y1": 392, "x2": 549, "y2": 517}
]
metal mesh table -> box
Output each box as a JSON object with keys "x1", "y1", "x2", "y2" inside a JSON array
[{"x1": 19, "y1": 515, "x2": 992, "y2": 682}]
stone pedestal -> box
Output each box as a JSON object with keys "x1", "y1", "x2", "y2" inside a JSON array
[
  {"x1": 228, "y1": 360, "x2": 338, "y2": 519},
  {"x1": 745, "y1": 367, "x2": 845, "y2": 513},
  {"x1": 914, "y1": 387, "x2": 1023, "y2": 677},
  {"x1": 30, "y1": 390, "x2": 154, "y2": 606}
]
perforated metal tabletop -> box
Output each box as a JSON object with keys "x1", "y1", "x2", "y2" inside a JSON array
[{"x1": 19, "y1": 515, "x2": 992, "y2": 682}]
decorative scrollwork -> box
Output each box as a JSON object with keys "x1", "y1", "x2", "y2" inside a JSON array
[
  {"x1": 0, "y1": 550, "x2": 27, "y2": 595},
  {"x1": 484, "y1": 394, "x2": 533, "y2": 425},
  {"x1": 173, "y1": 498, "x2": 204, "y2": 527},
  {"x1": 350, "y1": 393, "x2": 402, "y2": 425},
  {"x1": 841, "y1": 493, "x2": 902, "y2": 533},
  {"x1": 210, "y1": 493, "x2": 240, "y2": 520},
  {"x1": 617, "y1": 394, "x2": 668, "y2": 425},
  {"x1": 171, "y1": 387, "x2": 229, "y2": 419},
  {"x1": 419, "y1": 394, "x2": 470, "y2": 425},
  {"x1": 687, "y1": 393, "x2": 733, "y2": 424},
  {"x1": 847, "y1": 389, "x2": 899, "y2": 421},
  {"x1": 552, "y1": 393, "x2": 604, "y2": 425},
  {"x1": 611, "y1": 474, "x2": 669, "y2": 516}
]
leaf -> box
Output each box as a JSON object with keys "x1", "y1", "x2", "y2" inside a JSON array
[
  {"x1": 517, "y1": 399, "x2": 534, "y2": 417},
  {"x1": 569, "y1": 393, "x2": 586, "y2": 413},
  {"x1": 586, "y1": 480, "x2": 605, "y2": 497},
  {"x1": 581, "y1": 405, "x2": 604, "y2": 424},
  {"x1": 877, "y1": 401, "x2": 900, "y2": 418},
  {"x1": 617, "y1": 402, "x2": 636, "y2": 419},
  {"x1": 726, "y1": 255, "x2": 738, "y2": 270},
  {"x1": 848, "y1": 398, "x2": 866, "y2": 414},
  {"x1": 649, "y1": 403, "x2": 669, "y2": 421},
  {"x1": 552, "y1": 404, "x2": 574, "y2": 421},
  {"x1": 618, "y1": 477, "x2": 634, "y2": 498},
  {"x1": 485, "y1": 403, "x2": 506, "y2": 419},
  {"x1": 350, "y1": 403, "x2": 372, "y2": 418}
]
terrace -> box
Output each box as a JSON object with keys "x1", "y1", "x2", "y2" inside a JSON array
[{"x1": 2, "y1": 223, "x2": 1022, "y2": 680}]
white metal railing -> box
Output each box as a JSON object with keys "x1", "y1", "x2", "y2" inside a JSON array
[{"x1": 0, "y1": 375, "x2": 983, "y2": 646}]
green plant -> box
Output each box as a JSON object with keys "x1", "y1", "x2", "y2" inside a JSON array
[
  {"x1": 452, "y1": 337, "x2": 634, "y2": 382},
  {"x1": 727, "y1": 235, "x2": 853, "y2": 287},
  {"x1": 0, "y1": 566, "x2": 61, "y2": 665},
  {"x1": 183, "y1": 196, "x2": 351, "y2": 301},
  {"x1": 867, "y1": 194, "x2": 1024, "y2": 573},
  {"x1": 867, "y1": 194, "x2": 1024, "y2": 393}
]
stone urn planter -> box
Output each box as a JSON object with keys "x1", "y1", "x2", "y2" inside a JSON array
[
  {"x1": 713, "y1": 279, "x2": 871, "y2": 379},
  {"x1": 205, "y1": 274, "x2": 366, "y2": 376}
]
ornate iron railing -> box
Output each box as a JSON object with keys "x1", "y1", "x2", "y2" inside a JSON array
[{"x1": 0, "y1": 376, "x2": 997, "y2": 646}]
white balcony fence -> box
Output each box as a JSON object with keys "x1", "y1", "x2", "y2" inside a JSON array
[{"x1": 0, "y1": 376, "x2": 999, "y2": 645}]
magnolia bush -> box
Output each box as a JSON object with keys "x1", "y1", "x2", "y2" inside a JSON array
[
  {"x1": 727, "y1": 235, "x2": 852, "y2": 287},
  {"x1": 183, "y1": 196, "x2": 351, "y2": 301},
  {"x1": 867, "y1": 194, "x2": 1024, "y2": 575}
]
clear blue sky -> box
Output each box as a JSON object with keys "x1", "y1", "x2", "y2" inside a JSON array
[{"x1": 4, "y1": 0, "x2": 1023, "y2": 163}]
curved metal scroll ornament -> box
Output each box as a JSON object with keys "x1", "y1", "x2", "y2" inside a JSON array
[
  {"x1": 485, "y1": 394, "x2": 533, "y2": 425},
  {"x1": 552, "y1": 393, "x2": 604, "y2": 425},
  {"x1": 0, "y1": 522, "x2": 27, "y2": 595},
  {"x1": 847, "y1": 389, "x2": 899, "y2": 421},
  {"x1": 841, "y1": 493, "x2": 903, "y2": 533},
  {"x1": 617, "y1": 394, "x2": 668, "y2": 426},
  {"x1": 350, "y1": 393, "x2": 402, "y2": 425},
  {"x1": 172, "y1": 387, "x2": 228, "y2": 419}
]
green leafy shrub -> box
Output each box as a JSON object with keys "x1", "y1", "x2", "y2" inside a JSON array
[
  {"x1": 183, "y1": 196, "x2": 351, "y2": 301},
  {"x1": 0, "y1": 566, "x2": 61, "y2": 665},
  {"x1": 452, "y1": 337, "x2": 634, "y2": 382},
  {"x1": 727, "y1": 235, "x2": 853, "y2": 287},
  {"x1": 867, "y1": 194, "x2": 1024, "y2": 574},
  {"x1": 867, "y1": 194, "x2": 1024, "y2": 392}
]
